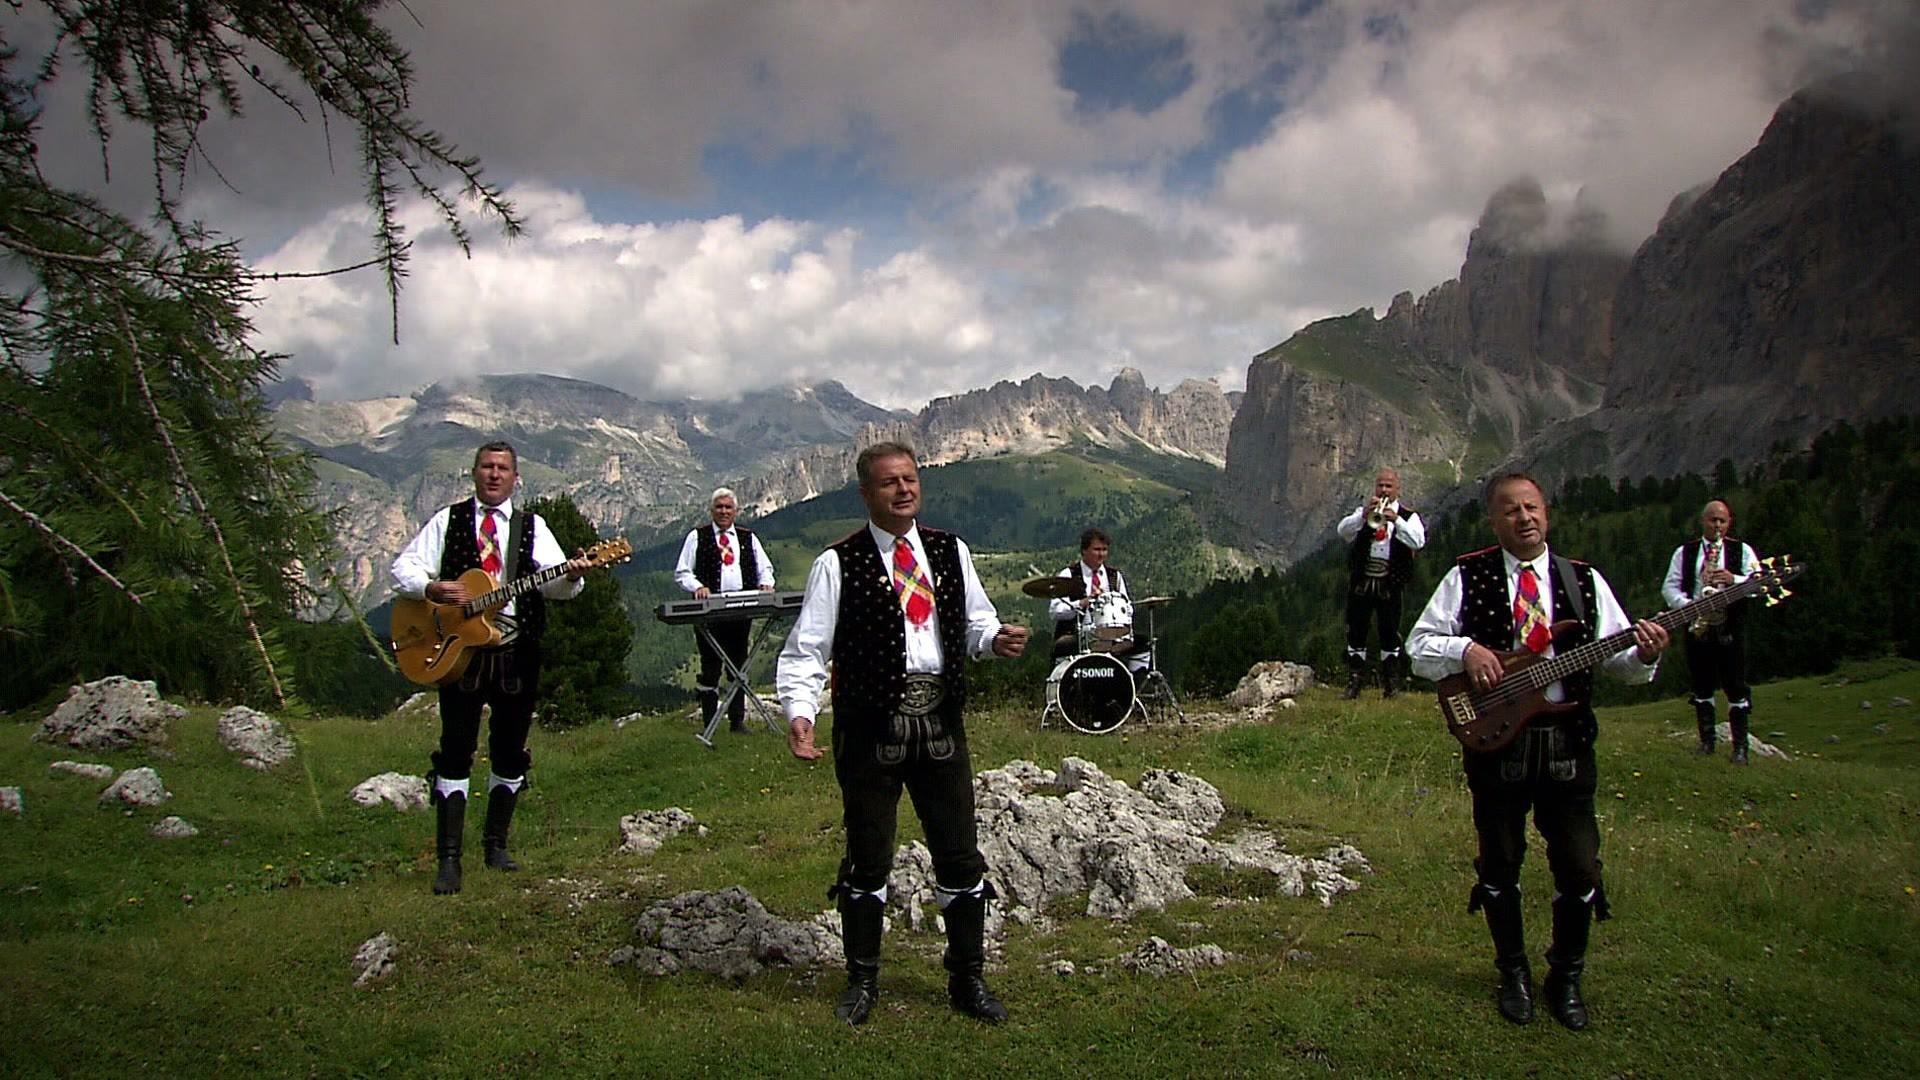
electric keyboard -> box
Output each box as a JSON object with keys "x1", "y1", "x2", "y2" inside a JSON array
[{"x1": 655, "y1": 589, "x2": 805, "y2": 625}]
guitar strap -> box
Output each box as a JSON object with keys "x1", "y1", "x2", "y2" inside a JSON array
[
  {"x1": 502, "y1": 508, "x2": 529, "y2": 584},
  {"x1": 1552, "y1": 554, "x2": 1586, "y2": 628}
]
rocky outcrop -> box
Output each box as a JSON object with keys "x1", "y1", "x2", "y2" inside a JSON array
[
  {"x1": 349, "y1": 772, "x2": 428, "y2": 812},
  {"x1": 1520, "y1": 75, "x2": 1920, "y2": 486},
  {"x1": 216, "y1": 707, "x2": 297, "y2": 771},
  {"x1": 100, "y1": 767, "x2": 171, "y2": 807},
  {"x1": 610, "y1": 886, "x2": 845, "y2": 979}
]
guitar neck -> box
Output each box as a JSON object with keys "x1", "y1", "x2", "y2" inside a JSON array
[
  {"x1": 462, "y1": 562, "x2": 575, "y2": 617},
  {"x1": 1518, "y1": 577, "x2": 1762, "y2": 689}
]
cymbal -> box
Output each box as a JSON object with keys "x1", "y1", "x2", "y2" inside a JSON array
[
  {"x1": 1132, "y1": 595, "x2": 1174, "y2": 607},
  {"x1": 1021, "y1": 575, "x2": 1082, "y2": 599}
]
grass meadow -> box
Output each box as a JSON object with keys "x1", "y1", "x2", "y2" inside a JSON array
[{"x1": 3, "y1": 660, "x2": 1917, "y2": 1078}]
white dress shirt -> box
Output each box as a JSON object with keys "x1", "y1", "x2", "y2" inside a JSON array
[
  {"x1": 390, "y1": 496, "x2": 583, "y2": 615},
  {"x1": 1407, "y1": 546, "x2": 1657, "y2": 702},
  {"x1": 776, "y1": 521, "x2": 1007, "y2": 722},
  {"x1": 1336, "y1": 500, "x2": 1427, "y2": 559},
  {"x1": 1662, "y1": 538, "x2": 1759, "y2": 609},
  {"x1": 1048, "y1": 560, "x2": 1128, "y2": 622},
  {"x1": 673, "y1": 525, "x2": 775, "y2": 594}
]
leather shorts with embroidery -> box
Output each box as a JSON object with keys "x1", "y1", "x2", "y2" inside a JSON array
[
  {"x1": 876, "y1": 674, "x2": 954, "y2": 765},
  {"x1": 1500, "y1": 724, "x2": 1581, "y2": 784}
]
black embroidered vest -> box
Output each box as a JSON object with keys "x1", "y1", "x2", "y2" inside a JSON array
[
  {"x1": 1680, "y1": 537, "x2": 1749, "y2": 630},
  {"x1": 440, "y1": 500, "x2": 546, "y2": 644},
  {"x1": 1349, "y1": 507, "x2": 1419, "y2": 589},
  {"x1": 1051, "y1": 563, "x2": 1125, "y2": 644},
  {"x1": 692, "y1": 524, "x2": 761, "y2": 591},
  {"x1": 829, "y1": 526, "x2": 970, "y2": 733},
  {"x1": 1455, "y1": 546, "x2": 1597, "y2": 710}
]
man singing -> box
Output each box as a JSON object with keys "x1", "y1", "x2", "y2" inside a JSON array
[
  {"x1": 1336, "y1": 467, "x2": 1426, "y2": 698},
  {"x1": 390, "y1": 441, "x2": 591, "y2": 895},
  {"x1": 776, "y1": 441, "x2": 1028, "y2": 1027},
  {"x1": 673, "y1": 487, "x2": 775, "y2": 733}
]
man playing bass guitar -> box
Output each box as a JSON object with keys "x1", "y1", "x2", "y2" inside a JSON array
[
  {"x1": 390, "y1": 440, "x2": 592, "y2": 895},
  {"x1": 1406, "y1": 472, "x2": 1670, "y2": 1032}
]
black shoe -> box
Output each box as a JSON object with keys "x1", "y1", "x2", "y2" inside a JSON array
[
  {"x1": 835, "y1": 969, "x2": 880, "y2": 1025},
  {"x1": 948, "y1": 973, "x2": 1009, "y2": 1024},
  {"x1": 1543, "y1": 966, "x2": 1589, "y2": 1030},
  {"x1": 1694, "y1": 701, "x2": 1717, "y2": 754},
  {"x1": 1729, "y1": 707, "x2": 1751, "y2": 765},
  {"x1": 1381, "y1": 668, "x2": 1400, "y2": 700},
  {"x1": 1342, "y1": 670, "x2": 1366, "y2": 700},
  {"x1": 430, "y1": 785, "x2": 466, "y2": 895},
  {"x1": 1495, "y1": 960, "x2": 1534, "y2": 1024},
  {"x1": 1730, "y1": 743, "x2": 1750, "y2": 765},
  {"x1": 482, "y1": 784, "x2": 522, "y2": 872}
]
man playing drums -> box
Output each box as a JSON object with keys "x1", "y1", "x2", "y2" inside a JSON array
[{"x1": 1048, "y1": 528, "x2": 1133, "y2": 659}]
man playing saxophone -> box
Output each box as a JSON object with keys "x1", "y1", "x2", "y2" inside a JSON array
[
  {"x1": 1336, "y1": 467, "x2": 1426, "y2": 698},
  {"x1": 1662, "y1": 499, "x2": 1761, "y2": 762}
]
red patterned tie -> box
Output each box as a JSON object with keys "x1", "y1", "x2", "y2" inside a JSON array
[
  {"x1": 1090, "y1": 570, "x2": 1103, "y2": 597},
  {"x1": 479, "y1": 508, "x2": 502, "y2": 577},
  {"x1": 1514, "y1": 565, "x2": 1550, "y2": 654},
  {"x1": 892, "y1": 538, "x2": 935, "y2": 626},
  {"x1": 719, "y1": 530, "x2": 735, "y2": 566}
]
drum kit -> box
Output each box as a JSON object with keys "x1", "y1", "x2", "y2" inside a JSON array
[{"x1": 1020, "y1": 574, "x2": 1184, "y2": 735}]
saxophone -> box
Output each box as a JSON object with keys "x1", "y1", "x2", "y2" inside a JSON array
[{"x1": 1689, "y1": 538, "x2": 1728, "y2": 637}]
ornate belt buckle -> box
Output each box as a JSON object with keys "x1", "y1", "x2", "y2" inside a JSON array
[{"x1": 899, "y1": 674, "x2": 945, "y2": 716}]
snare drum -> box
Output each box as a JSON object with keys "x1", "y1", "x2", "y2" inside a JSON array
[
  {"x1": 1045, "y1": 653, "x2": 1136, "y2": 734},
  {"x1": 1086, "y1": 593, "x2": 1134, "y2": 641}
]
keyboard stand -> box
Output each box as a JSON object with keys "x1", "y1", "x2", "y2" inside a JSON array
[{"x1": 695, "y1": 615, "x2": 792, "y2": 748}]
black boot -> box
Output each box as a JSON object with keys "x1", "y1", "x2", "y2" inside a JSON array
[
  {"x1": 1474, "y1": 882, "x2": 1532, "y2": 1024},
  {"x1": 483, "y1": 783, "x2": 522, "y2": 871},
  {"x1": 1693, "y1": 699, "x2": 1717, "y2": 755},
  {"x1": 835, "y1": 892, "x2": 884, "y2": 1026},
  {"x1": 697, "y1": 688, "x2": 718, "y2": 727},
  {"x1": 430, "y1": 782, "x2": 466, "y2": 896},
  {"x1": 728, "y1": 694, "x2": 749, "y2": 734},
  {"x1": 1729, "y1": 705, "x2": 1751, "y2": 765},
  {"x1": 1381, "y1": 656, "x2": 1401, "y2": 700},
  {"x1": 1544, "y1": 893, "x2": 1594, "y2": 1031},
  {"x1": 1342, "y1": 668, "x2": 1368, "y2": 700},
  {"x1": 942, "y1": 885, "x2": 1008, "y2": 1024}
]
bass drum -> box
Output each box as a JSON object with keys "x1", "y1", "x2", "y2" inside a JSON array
[{"x1": 1046, "y1": 653, "x2": 1136, "y2": 735}]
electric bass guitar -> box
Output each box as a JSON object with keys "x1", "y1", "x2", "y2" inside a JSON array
[
  {"x1": 390, "y1": 538, "x2": 632, "y2": 687},
  {"x1": 1441, "y1": 555, "x2": 1803, "y2": 753}
]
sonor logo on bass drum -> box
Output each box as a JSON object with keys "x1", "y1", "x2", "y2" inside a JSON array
[{"x1": 1073, "y1": 667, "x2": 1118, "y2": 678}]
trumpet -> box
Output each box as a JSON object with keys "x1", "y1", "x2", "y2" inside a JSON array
[{"x1": 1366, "y1": 496, "x2": 1394, "y2": 530}]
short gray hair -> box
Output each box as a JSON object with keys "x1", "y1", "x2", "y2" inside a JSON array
[{"x1": 710, "y1": 487, "x2": 737, "y2": 506}]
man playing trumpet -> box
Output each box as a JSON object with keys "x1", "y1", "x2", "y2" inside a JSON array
[
  {"x1": 1336, "y1": 467, "x2": 1426, "y2": 698},
  {"x1": 1662, "y1": 499, "x2": 1761, "y2": 762}
]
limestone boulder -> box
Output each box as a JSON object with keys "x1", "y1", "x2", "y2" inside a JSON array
[
  {"x1": 100, "y1": 767, "x2": 170, "y2": 807},
  {"x1": 616, "y1": 808, "x2": 708, "y2": 855},
  {"x1": 349, "y1": 772, "x2": 428, "y2": 811},
  {"x1": 1226, "y1": 661, "x2": 1317, "y2": 710},
  {"x1": 217, "y1": 707, "x2": 297, "y2": 770},
  {"x1": 37, "y1": 677, "x2": 184, "y2": 750},
  {"x1": 611, "y1": 886, "x2": 844, "y2": 979}
]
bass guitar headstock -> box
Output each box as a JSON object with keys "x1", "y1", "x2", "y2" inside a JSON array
[{"x1": 1752, "y1": 554, "x2": 1803, "y2": 607}]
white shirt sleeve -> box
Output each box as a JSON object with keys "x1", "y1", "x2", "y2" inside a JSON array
[
  {"x1": 1406, "y1": 565, "x2": 1472, "y2": 679},
  {"x1": 1048, "y1": 566, "x2": 1076, "y2": 622},
  {"x1": 531, "y1": 514, "x2": 585, "y2": 600},
  {"x1": 390, "y1": 507, "x2": 453, "y2": 600},
  {"x1": 1592, "y1": 570, "x2": 1658, "y2": 683},
  {"x1": 750, "y1": 532, "x2": 776, "y2": 588},
  {"x1": 1395, "y1": 509, "x2": 1426, "y2": 550},
  {"x1": 1336, "y1": 506, "x2": 1366, "y2": 542},
  {"x1": 776, "y1": 550, "x2": 840, "y2": 722},
  {"x1": 1732, "y1": 543, "x2": 1760, "y2": 584},
  {"x1": 673, "y1": 530, "x2": 702, "y2": 594},
  {"x1": 956, "y1": 537, "x2": 1006, "y2": 660},
  {"x1": 1661, "y1": 545, "x2": 1689, "y2": 609}
]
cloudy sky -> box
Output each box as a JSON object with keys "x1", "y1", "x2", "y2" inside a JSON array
[{"x1": 31, "y1": 0, "x2": 1917, "y2": 409}]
